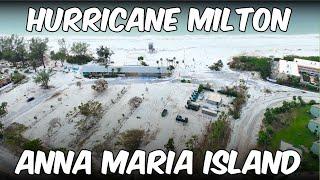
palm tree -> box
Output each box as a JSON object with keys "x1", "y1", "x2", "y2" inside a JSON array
[
  {"x1": 156, "y1": 60, "x2": 159, "y2": 68},
  {"x1": 160, "y1": 58, "x2": 163, "y2": 66}
]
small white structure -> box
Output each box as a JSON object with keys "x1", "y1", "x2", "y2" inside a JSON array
[
  {"x1": 206, "y1": 93, "x2": 222, "y2": 106},
  {"x1": 201, "y1": 107, "x2": 218, "y2": 116},
  {"x1": 308, "y1": 117, "x2": 320, "y2": 135},
  {"x1": 278, "y1": 60, "x2": 300, "y2": 77}
]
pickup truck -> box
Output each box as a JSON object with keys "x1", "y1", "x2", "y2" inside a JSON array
[{"x1": 176, "y1": 115, "x2": 188, "y2": 123}]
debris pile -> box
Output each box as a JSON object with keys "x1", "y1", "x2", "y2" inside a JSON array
[
  {"x1": 128, "y1": 96, "x2": 143, "y2": 109},
  {"x1": 91, "y1": 79, "x2": 108, "y2": 92}
]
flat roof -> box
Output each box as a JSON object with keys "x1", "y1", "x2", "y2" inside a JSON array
[
  {"x1": 207, "y1": 93, "x2": 222, "y2": 102},
  {"x1": 80, "y1": 64, "x2": 170, "y2": 74},
  {"x1": 294, "y1": 58, "x2": 320, "y2": 70}
]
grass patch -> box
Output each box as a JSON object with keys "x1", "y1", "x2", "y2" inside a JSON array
[
  {"x1": 283, "y1": 55, "x2": 320, "y2": 62},
  {"x1": 229, "y1": 56, "x2": 271, "y2": 79},
  {"x1": 270, "y1": 105, "x2": 316, "y2": 149},
  {"x1": 269, "y1": 105, "x2": 319, "y2": 171},
  {"x1": 260, "y1": 103, "x2": 319, "y2": 172}
]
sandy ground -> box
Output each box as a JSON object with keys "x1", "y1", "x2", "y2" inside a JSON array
[{"x1": 0, "y1": 34, "x2": 319, "y2": 172}]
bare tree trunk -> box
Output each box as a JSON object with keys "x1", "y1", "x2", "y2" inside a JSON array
[{"x1": 41, "y1": 55, "x2": 46, "y2": 68}]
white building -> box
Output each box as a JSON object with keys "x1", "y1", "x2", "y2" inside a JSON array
[
  {"x1": 206, "y1": 93, "x2": 222, "y2": 106},
  {"x1": 278, "y1": 60, "x2": 300, "y2": 77},
  {"x1": 294, "y1": 58, "x2": 320, "y2": 76}
]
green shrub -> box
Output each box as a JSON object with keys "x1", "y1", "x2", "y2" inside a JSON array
[
  {"x1": 11, "y1": 72, "x2": 25, "y2": 84},
  {"x1": 23, "y1": 139, "x2": 43, "y2": 151},
  {"x1": 67, "y1": 55, "x2": 92, "y2": 65},
  {"x1": 198, "y1": 84, "x2": 204, "y2": 93},
  {"x1": 208, "y1": 60, "x2": 223, "y2": 71},
  {"x1": 0, "y1": 102, "x2": 8, "y2": 117},
  {"x1": 140, "y1": 61, "x2": 148, "y2": 66},
  {"x1": 78, "y1": 100, "x2": 103, "y2": 117},
  {"x1": 118, "y1": 129, "x2": 145, "y2": 152},
  {"x1": 283, "y1": 55, "x2": 320, "y2": 62},
  {"x1": 229, "y1": 56, "x2": 271, "y2": 79},
  {"x1": 164, "y1": 138, "x2": 175, "y2": 151}
]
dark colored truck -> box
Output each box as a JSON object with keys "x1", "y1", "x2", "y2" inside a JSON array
[
  {"x1": 176, "y1": 115, "x2": 188, "y2": 123},
  {"x1": 185, "y1": 100, "x2": 200, "y2": 111}
]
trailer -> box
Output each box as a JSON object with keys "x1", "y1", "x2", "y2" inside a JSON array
[{"x1": 201, "y1": 108, "x2": 218, "y2": 116}]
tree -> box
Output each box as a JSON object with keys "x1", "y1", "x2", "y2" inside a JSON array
[
  {"x1": 34, "y1": 69, "x2": 52, "y2": 89},
  {"x1": 71, "y1": 42, "x2": 89, "y2": 56},
  {"x1": 50, "y1": 51, "x2": 59, "y2": 67},
  {"x1": 164, "y1": 138, "x2": 175, "y2": 151},
  {"x1": 198, "y1": 84, "x2": 204, "y2": 93},
  {"x1": 0, "y1": 35, "x2": 15, "y2": 63},
  {"x1": 138, "y1": 56, "x2": 144, "y2": 61},
  {"x1": 13, "y1": 36, "x2": 28, "y2": 67},
  {"x1": 118, "y1": 129, "x2": 145, "y2": 152},
  {"x1": 0, "y1": 102, "x2": 8, "y2": 117},
  {"x1": 257, "y1": 130, "x2": 271, "y2": 148},
  {"x1": 209, "y1": 60, "x2": 223, "y2": 71},
  {"x1": 50, "y1": 39, "x2": 68, "y2": 67},
  {"x1": 57, "y1": 38, "x2": 67, "y2": 66},
  {"x1": 298, "y1": 96, "x2": 306, "y2": 106},
  {"x1": 29, "y1": 37, "x2": 49, "y2": 69},
  {"x1": 96, "y1": 46, "x2": 113, "y2": 65},
  {"x1": 293, "y1": 96, "x2": 297, "y2": 101}
]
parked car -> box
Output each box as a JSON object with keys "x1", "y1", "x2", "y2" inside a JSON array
[
  {"x1": 27, "y1": 97, "x2": 35, "y2": 102},
  {"x1": 161, "y1": 109, "x2": 168, "y2": 117},
  {"x1": 176, "y1": 115, "x2": 188, "y2": 123}
]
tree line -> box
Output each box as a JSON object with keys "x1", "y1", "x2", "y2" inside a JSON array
[{"x1": 0, "y1": 34, "x2": 113, "y2": 71}]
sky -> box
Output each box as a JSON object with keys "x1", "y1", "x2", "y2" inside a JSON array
[{"x1": 0, "y1": 2, "x2": 319, "y2": 36}]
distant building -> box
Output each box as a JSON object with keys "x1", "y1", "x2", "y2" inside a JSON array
[
  {"x1": 278, "y1": 60, "x2": 300, "y2": 77},
  {"x1": 310, "y1": 104, "x2": 320, "y2": 118},
  {"x1": 308, "y1": 117, "x2": 320, "y2": 135},
  {"x1": 310, "y1": 140, "x2": 319, "y2": 156},
  {"x1": 80, "y1": 64, "x2": 171, "y2": 78},
  {"x1": 294, "y1": 58, "x2": 320, "y2": 77},
  {"x1": 206, "y1": 93, "x2": 222, "y2": 106}
]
